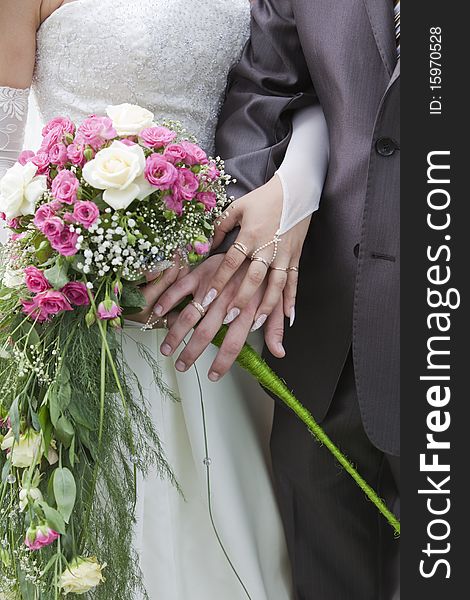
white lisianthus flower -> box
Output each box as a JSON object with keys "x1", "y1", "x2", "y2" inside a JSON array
[
  {"x1": 19, "y1": 486, "x2": 43, "y2": 512},
  {"x1": 106, "y1": 103, "x2": 154, "y2": 136},
  {"x1": 1, "y1": 428, "x2": 43, "y2": 468},
  {"x1": 82, "y1": 141, "x2": 153, "y2": 210},
  {"x1": 2, "y1": 266, "x2": 24, "y2": 289},
  {"x1": 59, "y1": 557, "x2": 106, "y2": 595},
  {"x1": 0, "y1": 162, "x2": 47, "y2": 219}
]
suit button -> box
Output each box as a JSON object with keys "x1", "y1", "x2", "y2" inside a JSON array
[
  {"x1": 376, "y1": 137, "x2": 397, "y2": 157},
  {"x1": 353, "y1": 243, "x2": 360, "y2": 257}
]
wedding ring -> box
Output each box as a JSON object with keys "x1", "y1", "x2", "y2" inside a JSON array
[
  {"x1": 232, "y1": 241, "x2": 249, "y2": 256},
  {"x1": 190, "y1": 300, "x2": 205, "y2": 318},
  {"x1": 288, "y1": 266, "x2": 299, "y2": 272},
  {"x1": 251, "y1": 256, "x2": 270, "y2": 268},
  {"x1": 270, "y1": 266, "x2": 288, "y2": 272}
]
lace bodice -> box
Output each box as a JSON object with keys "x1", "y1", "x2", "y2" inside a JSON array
[{"x1": 33, "y1": 0, "x2": 250, "y2": 155}]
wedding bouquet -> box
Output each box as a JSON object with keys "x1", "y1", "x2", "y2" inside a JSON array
[{"x1": 0, "y1": 104, "x2": 231, "y2": 599}]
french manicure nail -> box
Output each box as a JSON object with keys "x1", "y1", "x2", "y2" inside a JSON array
[
  {"x1": 154, "y1": 304, "x2": 163, "y2": 316},
  {"x1": 161, "y1": 343, "x2": 172, "y2": 356},
  {"x1": 277, "y1": 343, "x2": 286, "y2": 356},
  {"x1": 202, "y1": 288, "x2": 218, "y2": 308},
  {"x1": 289, "y1": 306, "x2": 296, "y2": 328},
  {"x1": 223, "y1": 307, "x2": 240, "y2": 324},
  {"x1": 251, "y1": 314, "x2": 267, "y2": 332},
  {"x1": 208, "y1": 371, "x2": 220, "y2": 382},
  {"x1": 175, "y1": 360, "x2": 186, "y2": 372}
]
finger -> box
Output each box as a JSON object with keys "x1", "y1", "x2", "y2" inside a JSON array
[
  {"x1": 264, "y1": 301, "x2": 286, "y2": 358},
  {"x1": 160, "y1": 296, "x2": 205, "y2": 358},
  {"x1": 153, "y1": 272, "x2": 197, "y2": 317},
  {"x1": 212, "y1": 202, "x2": 241, "y2": 248},
  {"x1": 283, "y1": 264, "x2": 300, "y2": 327},
  {"x1": 223, "y1": 257, "x2": 269, "y2": 321},
  {"x1": 174, "y1": 296, "x2": 229, "y2": 371},
  {"x1": 251, "y1": 268, "x2": 288, "y2": 331},
  {"x1": 201, "y1": 240, "x2": 249, "y2": 309},
  {"x1": 208, "y1": 305, "x2": 254, "y2": 381}
]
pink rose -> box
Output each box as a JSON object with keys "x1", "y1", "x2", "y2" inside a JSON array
[
  {"x1": 33, "y1": 202, "x2": 60, "y2": 229},
  {"x1": 48, "y1": 143, "x2": 68, "y2": 167},
  {"x1": 24, "y1": 266, "x2": 51, "y2": 294},
  {"x1": 144, "y1": 155, "x2": 178, "y2": 189},
  {"x1": 72, "y1": 201, "x2": 99, "y2": 229},
  {"x1": 67, "y1": 142, "x2": 85, "y2": 167},
  {"x1": 194, "y1": 240, "x2": 211, "y2": 255},
  {"x1": 25, "y1": 524, "x2": 60, "y2": 551},
  {"x1": 76, "y1": 116, "x2": 117, "y2": 150},
  {"x1": 196, "y1": 191, "x2": 217, "y2": 211},
  {"x1": 41, "y1": 217, "x2": 64, "y2": 239},
  {"x1": 180, "y1": 141, "x2": 208, "y2": 165},
  {"x1": 40, "y1": 117, "x2": 75, "y2": 152},
  {"x1": 61, "y1": 281, "x2": 90, "y2": 306},
  {"x1": 7, "y1": 217, "x2": 19, "y2": 229},
  {"x1": 206, "y1": 162, "x2": 220, "y2": 181},
  {"x1": 120, "y1": 138, "x2": 136, "y2": 146},
  {"x1": 49, "y1": 226, "x2": 79, "y2": 256},
  {"x1": 140, "y1": 126, "x2": 176, "y2": 149},
  {"x1": 97, "y1": 300, "x2": 122, "y2": 320},
  {"x1": 31, "y1": 152, "x2": 51, "y2": 176},
  {"x1": 164, "y1": 193, "x2": 184, "y2": 215},
  {"x1": 51, "y1": 170, "x2": 79, "y2": 204},
  {"x1": 22, "y1": 290, "x2": 72, "y2": 322},
  {"x1": 175, "y1": 168, "x2": 199, "y2": 201},
  {"x1": 163, "y1": 143, "x2": 187, "y2": 164},
  {"x1": 42, "y1": 116, "x2": 75, "y2": 139},
  {"x1": 18, "y1": 150, "x2": 35, "y2": 165}
]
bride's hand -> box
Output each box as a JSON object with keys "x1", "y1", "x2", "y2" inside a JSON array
[
  {"x1": 203, "y1": 175, "x2": 310, "y2": 328},
  {"x1": 125, "y1": 255, "x2": 190, "y2": 325}
]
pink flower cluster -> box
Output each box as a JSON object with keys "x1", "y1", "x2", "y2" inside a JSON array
[
  {"x1": 139, "y1": 131, "x2": 219, "y2": 215},
  {"x1": 22, "y1": 267, "x2": 89, "y2": 322}
]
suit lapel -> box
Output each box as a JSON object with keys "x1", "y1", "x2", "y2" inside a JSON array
[{"x1": 362, "y1": 0, "x2": 396, "y2": 77}]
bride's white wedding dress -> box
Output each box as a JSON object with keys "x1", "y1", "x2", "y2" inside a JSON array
[
  {"x1": 15, "y1": 1, "x2": 292, "y2": 598},
  {"x1": 0, "y1": 1, "x2": 329, "y2": 598}
]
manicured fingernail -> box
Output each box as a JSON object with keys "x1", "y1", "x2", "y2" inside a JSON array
[
  {"x1": 175, "y1": 360, "x2": 186, "y2": 372},
  {"x1": 202, "y1": 288, "x2": 217, "y2": 308},
  {"x1": 161, "y1": 343, "x2": 172, "y2": 356},
  {"x1": 289, "y1": 306, "x2": 296, "y2": 327},
  {"x1": 277, "y1": 343, "x2": 285, "y2": 356},
  {"x1": 154, "y1": 304, "x2": 163, "y2": 316},
  {"x1": 223, "y1": 307, "x2": 240, "y2": 324},
  {"x1": 208, "y1": 371, "x2": 220, "y2": 382},
  {"x1": 251, "y1": 314, "x2": 267, "y2": 332}
]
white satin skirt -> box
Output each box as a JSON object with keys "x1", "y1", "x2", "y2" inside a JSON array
[{"x1": 123, "y1": 326, "x2": 293, "y2": 600}]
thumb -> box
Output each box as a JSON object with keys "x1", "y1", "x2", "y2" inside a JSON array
[
  {"x1": 264, "y1": 301, "x2": 286, "y2": 358},
  {"x1": 212, "y1": 202, "x2": 241, "y2": 249}
]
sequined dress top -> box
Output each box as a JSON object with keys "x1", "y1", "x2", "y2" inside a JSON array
[{"x1": 33, "y1": 0, "x2": 250, "y2": 154}]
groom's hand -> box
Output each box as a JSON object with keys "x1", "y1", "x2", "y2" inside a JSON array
[{"x1": 152, "y1": 255, "x2": 285, "y2": 380}]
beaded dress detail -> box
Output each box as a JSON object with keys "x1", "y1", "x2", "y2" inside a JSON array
[{"x1": 34, "y1": 0, "x2": 250, "y2": 155}]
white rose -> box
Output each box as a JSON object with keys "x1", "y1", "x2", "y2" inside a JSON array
[
  {"x1": 59, "y1": 557, "x2": 106, "y2": 595},
  {"x1": 82, "y1": 141, "x2": 153, "y2": 210},
  {"x1": 0, "y1": 162, "x2": 47, "y2": 220},
  {"x1": 2, "y1": 266, "x2": 24, "y2": 289},
  {"x1": 1, "y1": 428, "x2": 43, "y2": 468},
  {"x1": 106, "y1": 103, "x2": 154, "y2": 136}
]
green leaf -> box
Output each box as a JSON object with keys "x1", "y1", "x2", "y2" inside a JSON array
[
  {"x1": 67, "y1": 396, "x2": 96, "y2": 430},
  {"x1": 38, "y1": 501, "x2": 66, "y2": 534},
  {"x1": 49, "y1": 377, "x2": 71, "y2": 427},
  {"x1": 53, "y1": 467, "x2": 76, "y2": 524},
  {"x1": 38, "y1": 405, "x2": 53, "y2": 456},
  {"x1": 44, "y1": 259, "x2": 69, "y2": 289},
  {"x1": 55, "y1": 415, "x2": 74, "y2": 447},
  {"x1": 1, "y1": 458, "x2": 11, "y2": 484},
  {"x1": 69, "y1": 435, "x2": 75, "y2": 468},
  {"x1": 8, "y1": 396, "x2": 20, "y2": 440},
  {"x1": 121, "y1": 283, "x2": 146, "y2": 309}
]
